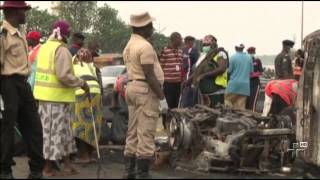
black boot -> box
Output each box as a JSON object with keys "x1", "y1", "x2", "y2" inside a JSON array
[
  {"x1": 123, "y1": 156, "x2": 136, "y2": 179},
  {"x1": 27, "y1": 172, "x2": 45, "y2": 179},
  {"x1": 0, "y1": 173, "x2": 14, "y2": 179},
  {"x1": 136, "y1": 159, "x2": 152, "y2": 179}
]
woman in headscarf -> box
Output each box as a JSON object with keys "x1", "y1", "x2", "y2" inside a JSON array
[
  {"x1": 35, "y1": 20, "x2": 90, "y2": 177},
  {"x1": 72, "y1": 47, "x2": 103, "y2": 164}
]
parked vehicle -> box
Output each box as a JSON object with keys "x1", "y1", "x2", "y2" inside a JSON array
[{"x1": 100, "y1": 65, "x2": 126, "y2": 106}]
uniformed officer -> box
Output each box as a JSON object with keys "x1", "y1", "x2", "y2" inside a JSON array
[
  {"x1": 274, "y1": 40, "x2": 295, "y2": 79},
  {"x1": 0, "y1": 1, "x2": 45, "y2": 179},
  {"x1": 122, "y1": 12, "x2": 168, "y2": 179}
]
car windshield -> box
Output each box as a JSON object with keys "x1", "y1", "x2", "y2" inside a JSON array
[{"x1": 101, "y1": 66, "x2": 125, "y2": 77}]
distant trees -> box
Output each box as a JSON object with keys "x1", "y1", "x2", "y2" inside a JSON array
[
  {"x1": 58, "y1": 1, "x2": 97, "y2": 33},
  {"x1": 23, "y1": 1, "x2": 169, "y2": 53},
  {"x1": 91, "y1": 4, "x2": 131, "y2": 53},
  {"x1": 26, "y1": 7, "x2": 58, "y2": 36}
]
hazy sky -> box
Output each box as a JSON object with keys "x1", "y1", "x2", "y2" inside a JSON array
[{"x1": 25, "y1": 1, "x2": 320, "y2": 55}]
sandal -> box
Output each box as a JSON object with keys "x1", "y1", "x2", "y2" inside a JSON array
[
  {"x1": 73, "y1": 158, "x2": 96, "y2": 165},
  {"x1": 57, "y1": 167, "x2": 79, "y2": 176},
  {"x1": 42, "y1": 170, "x2": 58, "y2": 177}
]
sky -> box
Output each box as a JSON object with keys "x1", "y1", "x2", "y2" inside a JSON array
[{"x1": 24, "y1": 1, "x2": 320, "y2": 55}]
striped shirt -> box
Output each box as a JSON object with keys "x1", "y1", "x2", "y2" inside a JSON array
[{"x1": 160, "y1": 46, "x2": 183, "y2": 83}]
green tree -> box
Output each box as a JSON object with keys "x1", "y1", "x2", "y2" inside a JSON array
[
  {"x1": 26, "y1": 7, "x2": 58, "y2": 36},
  {"x1": 92, "y1": 3, "x2": 131, "y2": 53},
  {"x1": 152, "y1": 32, "x2": 169, "y2": 55},
  {"x1": 58, "y1": 1, "x2": 97, "y2": 33}
]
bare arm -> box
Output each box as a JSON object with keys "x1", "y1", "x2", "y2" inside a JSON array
[{"x1": 142, "y1": 64, "x2": 165, "y2": 100}]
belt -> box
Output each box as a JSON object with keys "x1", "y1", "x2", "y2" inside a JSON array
[
  {"x1": 0, "y1": 74, "x2": 28, "y2": 82},
  {"x1": 128, "y1": 79, "x2": 147, "y2": 82}
]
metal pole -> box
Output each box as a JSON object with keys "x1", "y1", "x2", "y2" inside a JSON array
[{"x1": 301, "y1": 1, "x2": 304, "y2": 48}]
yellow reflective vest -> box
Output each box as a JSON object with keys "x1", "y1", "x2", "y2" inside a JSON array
[
  {"x1": 213, "y1": 54, "x2": 228, "y2": 88},
  {"x1": 34, "y1": 39, "x2": 76, "y2": 103},
  {"x1": 72, "y1": 57, "x2": 101, "y2": 96}
]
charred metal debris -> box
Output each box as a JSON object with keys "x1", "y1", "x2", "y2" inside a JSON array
[{"x1": 163, "y1": 105, "x2": 296, "y2": 174}]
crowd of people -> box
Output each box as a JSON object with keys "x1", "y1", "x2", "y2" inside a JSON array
[{"x1": 0, "y1": 1, "x2": 305, "y2": 179}]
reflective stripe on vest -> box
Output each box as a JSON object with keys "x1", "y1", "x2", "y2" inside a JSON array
[
  {"x1": 265, "y1": 80, "x2": 297, "y2": 106},
  {"x1": 34, "y1": 39, "x2": 76, "y2": 103},
  {"x1": 73, "y1": 59, "x2": 101, "y2": 95},
  {"x1": 213, "y1": 54, "x2": 228, "y2": 88}
]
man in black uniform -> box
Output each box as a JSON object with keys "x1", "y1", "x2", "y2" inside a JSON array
[
  {"x1": 0, "y1": 1, "x2": 45, "y2": 179},
  {"x1": 274, "y1": 40, "x2": 295, "y2": 79},
  {"x1": 69, "y1": 32, "x2": 85, "y2": 56}
]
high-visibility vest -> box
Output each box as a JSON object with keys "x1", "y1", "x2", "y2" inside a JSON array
[
  {"x1": 73, "y1": 57, "x2": 101, "y2": 96},
  {"x1": 34, "y1": 39, "x2": 76, "y2": 103},
  {"x1": 213, "y1": 54, "x2": 228, "y2": 88},
  {"x1": 265, "y1": 79, "x2": 297, "y2": 106}
]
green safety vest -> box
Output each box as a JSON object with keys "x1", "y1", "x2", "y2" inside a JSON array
[
  {"x1": 213, "y1": 54, "x2": 228, "y2": 88},
  {"x1": 73, "y1": 58, "x2": 101, "y2": 96},
  {"x1": 34, "y1": 39, "x2": 76, "y2": 103}
]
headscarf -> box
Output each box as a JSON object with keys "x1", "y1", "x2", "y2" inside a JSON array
[
  {"x1": 202, "y1": 35, "x2": 217, "y2": 45},
  {"x1": 73, "y1": 48, "x2": 93, "y2": 66},
  {"x1": 48, "y1": 27, "x2": 62, "y2": 41},
  {"x1": 48, "y1": 20, "x2": 71, "y2": 40},
  {"x1": 52, "y1": 20, "x2": 70, "y2": 38}
]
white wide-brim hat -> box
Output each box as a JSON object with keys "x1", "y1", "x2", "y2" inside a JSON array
[{"x1": 129, "y1": 11, "x2": 155, "y2": 28}]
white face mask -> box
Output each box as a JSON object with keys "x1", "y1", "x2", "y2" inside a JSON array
[{"x1": 97, "y1": 49, "x2": 102, "y2": 55}]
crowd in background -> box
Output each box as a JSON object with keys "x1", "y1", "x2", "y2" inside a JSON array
[{"x1": 0, "y1": 1, "x2": 305, "y2": 179}]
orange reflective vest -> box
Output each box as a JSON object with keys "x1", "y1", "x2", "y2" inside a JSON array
[
  {"x1": 265, "y1": 79, "x2": 297, "y2": 106},
  {"x1": 28, "y1": 44, "x2": 41, "y2": 65}
]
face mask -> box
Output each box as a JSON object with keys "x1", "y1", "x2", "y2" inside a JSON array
[
  {"x1": 202, "y1": 46, "x2": 211, "y2": 53},
  {"x1": 96, "y1": 49, "x2": 102, "y2": 56}
]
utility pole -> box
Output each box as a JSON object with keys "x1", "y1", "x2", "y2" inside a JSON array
[
  {"x1": 157, "y1": 23, "x2": 166, "y2": 34},
  {"x1": 301, "y1": 1, "x2": 304, "y2": 48}
]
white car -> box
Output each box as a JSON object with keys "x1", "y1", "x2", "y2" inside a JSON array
[
  {"x1": 100, "y1": 65, "x2": 126, "y2": 106},
  {"x1": 101, "y1": 65, "x2": 126, "y2": 90}
]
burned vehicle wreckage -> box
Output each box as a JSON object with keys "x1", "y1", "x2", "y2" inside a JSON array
[{"x1": 166, "y1": 105, "x2": 296, "y2": 173}]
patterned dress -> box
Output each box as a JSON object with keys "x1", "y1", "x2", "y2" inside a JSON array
[
  {"x1": 72, "y1": 93, "x2": 103, "y2": 148},
  {"x1": 39, "y1": 102, "x2": 77, "y2": 160}
]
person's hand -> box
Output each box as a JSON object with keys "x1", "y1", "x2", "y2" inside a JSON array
[
  {"x1": 196, "y1": 75, "x2": 204, "y2": 83},
  {"x1": 159, "y1": 98, "x2": 169, "y2": 114},
  {"x1": 81, "y1": 81, "x2": 91, "y2": 101},
  {"x1": 182, "y1": 79, "x2": 191, "y2": 88}
]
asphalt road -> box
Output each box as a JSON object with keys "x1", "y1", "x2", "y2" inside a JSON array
[
  {"x1": 12, "y1": 149, "x2": 320, "y2": 179},
  {"x1": 11, "y1": 115, "x2": 320, "y2": 179}
]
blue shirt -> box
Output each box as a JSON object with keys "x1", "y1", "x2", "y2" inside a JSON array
[
  {"x1": 226, "y1": 52, "x2": 253, "y2": 96},
  {"x1": 27, "y1": 60, "x2": 37, "y2": 91}
]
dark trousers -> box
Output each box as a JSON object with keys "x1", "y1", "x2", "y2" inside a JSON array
[
  {"x1": 208, "y1": 94, "x2": 224, "y2": 108},
  {"x1": 246, "y1": 78, "x2": 260, "y2": 110},
  {"x1": 269, "y1": 93, "x2": 289, "y2": 115},
  {"x1": 163, "y1": 82, "x2": 181, "y2": 109},
  {"x1": 163, "y1": 82, "x2": 181, "y2": 129},
  {"x1": 0, "y1": 75, "x2": 44, "y2": 174}
]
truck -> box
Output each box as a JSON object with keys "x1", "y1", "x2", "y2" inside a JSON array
[{"x1": 296, "y1": 29, "x2": 320, "y2": 167}]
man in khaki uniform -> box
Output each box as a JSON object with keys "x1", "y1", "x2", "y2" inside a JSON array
[
  {"x1": 122, "y1": 12, "x2": 168, "y2": 179},
  {"x1": 0, "y1": 1, "x2": 44, "y2": 179}
]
